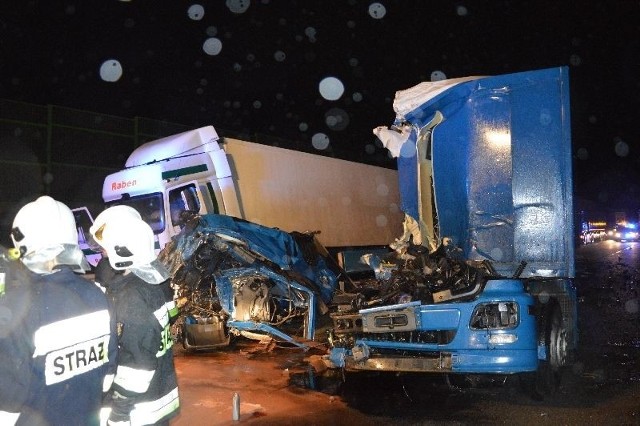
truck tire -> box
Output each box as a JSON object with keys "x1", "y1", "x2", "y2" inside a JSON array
[
  {"x1": 548, "y1": 303, "x2": 570, "y2": 369},
  {"x1": 519, "y1": 302, "x2": 564, "y2": 400}
]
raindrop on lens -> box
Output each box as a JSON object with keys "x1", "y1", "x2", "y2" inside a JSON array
[
  {"x1": 206, "y1": 26, "x2": 218, "y2": 36},
  {"x1": 319, "y1": 77, "x2": 345, "y2": 101},
  {"x1": 368, "y1": 2, "x2": 387, "y2": 19},
  {"x1": 304, "y1": 27, "x2": 317, "y2": 40},
  {"x1": 99, "y1": 60, "x2": 123, "y2": 82},
  {"x1": 539, "y1": 109, "x2": 552, "y2": 126},
  {"x1": 203, "y1": 38, "x2": 223, "y2": 55},
  {"x1": 576, "y1": 147, "x2": 588, "y2": 160},
  {"x1": 614, "y1": 139, "x2": 629, "y2": 157},
  {"x1": 226, "y1": 0, "x2": 250, "y2": 14},
  {"x1": 311, "y1": 133, "x2": 330, "y2": 150},
  {"x1": 376, "y1": 183, "x2": 389, "y2": 196},
  {"x1": 490, "y1": 247, "x2": 504, "y2": 261},
  {"x1": 324, "y1": 108, "x2": 349, "y2": 131},
  {"x1": 569, "y1": 54, "x2": 582, "y2": 66},
  {"x1": 187, "y1": 4, "x2": 205, "y2": 20},
  {"x1": 431, "y1": 70, "x2": 447, "y2": 81}
]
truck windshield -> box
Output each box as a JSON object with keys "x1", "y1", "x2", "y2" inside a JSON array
[{"x1": 105, "y1": 193, "x2": 165, "y2": 234}]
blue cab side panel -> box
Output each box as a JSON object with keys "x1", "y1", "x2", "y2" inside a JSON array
[{"x1": 402, "y1": 67, "x2": 574, "y2": 278}]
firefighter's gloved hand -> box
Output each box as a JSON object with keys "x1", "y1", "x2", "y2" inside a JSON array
[{"x1": 107, "y1": 390, "x2": 134, "y2": 426}]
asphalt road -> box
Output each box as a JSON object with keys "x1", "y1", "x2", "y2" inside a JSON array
[{"x1": 170, "y1": 241, "x2": 640, "y2": 425}]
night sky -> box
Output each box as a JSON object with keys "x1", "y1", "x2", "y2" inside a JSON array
[{"x1": 1, "y1": 0, "x2": 639, "y2": 216}]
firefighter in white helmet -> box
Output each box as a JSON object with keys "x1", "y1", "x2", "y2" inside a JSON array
[
  {"x1": 91, "y1": 205, "x2": 179, "y2": 336},
  {"x1": 90, "y1": 206, "x2": 180, "y2": 426},
  {"x1": 0, "y1": 196, "x2": 117, "y2": 426},
  {"x1": 91, "y1": 205, "x2": 145, "y2": 288}
]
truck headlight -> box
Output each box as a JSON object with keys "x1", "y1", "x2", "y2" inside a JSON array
[
  {"x1": 488, "y1": 333, "x2": 518, "y2": 344},
  {"x1": 470, "y1": 302, "x2": 519, "y2": 330}
]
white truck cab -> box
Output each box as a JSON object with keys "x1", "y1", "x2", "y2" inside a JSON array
[{"x1": 102, "y1": 126, "x2": 240, "y2": 250}]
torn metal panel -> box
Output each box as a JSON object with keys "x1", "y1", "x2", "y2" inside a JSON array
[
  {"x1": 380, "y1": 67, "x2": 574, "y2": 279},
  {"x1": 159, "y1": 213, "x2": 340, "y2": 350}
]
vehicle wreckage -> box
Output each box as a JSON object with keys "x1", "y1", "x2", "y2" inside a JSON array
[
  {"x1": 157, "y1": 67, "x2": 577, "y2": 398},
  {"x1": 159, "y1": 213, "x2": 341, "y2": 350},
  {"x1": 158, "y1": 212, "x2": 490, "y2": 352}
]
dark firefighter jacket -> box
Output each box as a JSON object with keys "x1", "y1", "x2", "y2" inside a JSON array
[
  {"x1": 95, "y1": 257, "x2": 179, "y2": 324},
  {"x1": 101, "y1": 270, "x2": 180, "y2": 425},
  {"x1": 0, "y1": 265, "x2": 118, "y2": 426}
]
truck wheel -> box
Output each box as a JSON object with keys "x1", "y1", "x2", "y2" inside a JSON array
[
  {"x1": 548, "y1": 304, "x2": 569, "y2": 369},
  {"x1": 519, "y1": 303, "x2": 564, "y2": 400}
]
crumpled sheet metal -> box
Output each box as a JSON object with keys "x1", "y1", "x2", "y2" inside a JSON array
[{"x1": 158, "y1": 214, "x2": 339, "y2": 348}]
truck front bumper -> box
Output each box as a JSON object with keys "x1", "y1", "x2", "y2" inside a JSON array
[{"x1": 327, "y1": 344, "x2": 538, "y2": 374}]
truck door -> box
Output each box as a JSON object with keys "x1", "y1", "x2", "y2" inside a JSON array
[
  {"x1": 166, "y1": 182, "x2": 201, "y2": 236},
  {"x1": 166, "y1": 180, "x2": 224, "y2": 236}
]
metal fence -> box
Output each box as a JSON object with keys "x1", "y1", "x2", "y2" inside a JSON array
[{"x1": 0, "y1": 98, "x2": 194, "y2": 246}]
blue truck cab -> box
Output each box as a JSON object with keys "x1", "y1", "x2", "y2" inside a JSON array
[{"x1": 325, "y1": 67, "x2": 577, "y2": 395}]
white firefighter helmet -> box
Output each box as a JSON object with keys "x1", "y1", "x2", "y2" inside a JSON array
[
  {"x1": 90, "y1": 205, "x2": 169, "y2": 283},
  {"x1": 92, "y1": 216, "x2": 154, "y2": 270},
  {"x1": 89, "y1": 204, "x2": 142, "y2": 245},
  {"x1": 11, "y1": 196, "x2": 78, "y2": 257}
]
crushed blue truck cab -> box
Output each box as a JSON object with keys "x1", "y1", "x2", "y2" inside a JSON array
[{"x1": 160, "y1": 214, "x2": 341, "y2": 350}]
